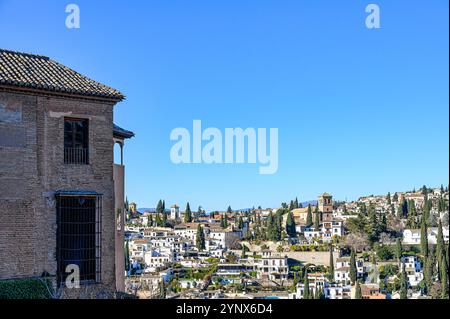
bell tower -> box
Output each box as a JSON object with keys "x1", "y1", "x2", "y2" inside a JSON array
[{"x1": 318, "y1": 193, "x2": 333, "y2": 222}]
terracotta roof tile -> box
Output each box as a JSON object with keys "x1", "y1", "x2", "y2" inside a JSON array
[{"x1": 0, "y1": 49, "x2": 124, "y2": 101}]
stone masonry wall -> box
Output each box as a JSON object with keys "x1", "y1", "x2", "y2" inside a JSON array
[{"x1": 0, "y1": 90, "x2": 117, "y2": 295}]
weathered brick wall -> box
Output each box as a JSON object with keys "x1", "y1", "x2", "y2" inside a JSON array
[{"x1": 0, "y1": 90, "x2": 117, "y2": 295}]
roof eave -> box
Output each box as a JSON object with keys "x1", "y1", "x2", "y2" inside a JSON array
[{"x1": 0, "y1": 84, "x2": 125, "y2": 103}]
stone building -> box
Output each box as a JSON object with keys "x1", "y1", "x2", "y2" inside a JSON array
[
  {"x1": 0, "y1": 49, "x2": 134, "y2": 296},
  {"x1": 318, "y1": 193, "x2": 333, "y2": 222}
]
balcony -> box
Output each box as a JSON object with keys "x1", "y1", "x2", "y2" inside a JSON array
[{"x1": 64, "y1": 147, "x2": 89, "y2": 165}]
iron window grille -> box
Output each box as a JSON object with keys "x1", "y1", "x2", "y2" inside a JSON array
[
  {"x1": 64, "y1": 118, "x2": 89, "y2": 165},
  {"x1": 56, "y1": 193, "x2": 102, "y2": 287}
]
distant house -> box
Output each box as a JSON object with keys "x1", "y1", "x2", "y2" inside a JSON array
[
  {"x1": 403, "y1": 227, "x2": 449, "y2": 245},
  {"x1": 401, "y1": 255, "x2": 424, "y2": 287},
  {"x1": 254, "y1": 250, "x2": 289, "y2": 281},
  {"x1": 334, "y1": 257, "x2": 365, "y2": 284},
  {"x1": 358, "y1": 284, "x2": 386, "y2": 299}
]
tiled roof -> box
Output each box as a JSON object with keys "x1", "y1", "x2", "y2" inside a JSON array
[
  {"x1": 113, "y1": 124, "x2": 135, "y2": 139},
  {"x1": 0, "y1": 49, "x2": 124, "y2": 101}
]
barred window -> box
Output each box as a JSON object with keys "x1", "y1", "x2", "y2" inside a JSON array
[
  {"x1": 56, "y1": 193, "x2": 102, "y2": 287},
  {"x1": 64, "y1": 118, "x2": 89, "y2": 164}
]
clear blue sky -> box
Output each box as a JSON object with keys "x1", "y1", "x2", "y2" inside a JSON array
[{"x1": 1, "y1": 0, "x2": 448, "y2": 211}]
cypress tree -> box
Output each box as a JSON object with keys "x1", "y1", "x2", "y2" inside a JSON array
[
  {"x1": 329, "y1": 246, "x2": 334, "y2": 278},
  {"x1": 424, "y1": 246, "x2": 435, "y2": 295},
  {"x1": 286, "y1": 211, "x2": 296, "y2": 238},
  {"x1": 289, "y1": 200, "x2": 294, "y2": 211},
  {"x1": 224, "y1": 213, "x2": 228, "y2": 228},
  {"x1": 420, "y1": 217, "x2": 428, "y2": 258},
  {"x1": 400, "y1": 263, "x2": 408, "y2": 299},
  {"x1": 238, "y1": 216, "x2": 244, "y2": 230},
  {"x1": 160, "y1": 280, "x2": 166, "y2": 299},
  {"x1": 380, "y1": 213, "x2": 387, "y2": 232},
  {"x1": 148, "y1": 214, "x2": 153, "y2": 227},
  {"x1": 406, "y1": 200, "x2": 417, "y2": 228},
  {"x1": 294, "y1": 197, "x2": 299, "y2": 209},
  {"x1": 437, "y1": 220, "x2": 445, "y2": 269},
  {"x1": 387, "y1": 192, "x2": 391, "y2": 205},
  {"x1": 350, "y1": 249, "x2": 357, "y2": 284},
  {"x1": 306, "y1": 204, "x2": 313, "y2": 228},
  {"x1": 440, "y1": 253, "x2": 449, "y2": 299},
  {"x1": 395, "y1": 238, "x2": 403, "y2": 262},
  {"x1": 241, "y1": 244, "x2": 248, "y2": 259},
  {"x1": 303, "y1": 272, "x2": 310, "y2": 299},
  {"x1": 196, "y1": 224, "x2": 205, "y2": 251},
  {"x1": 184, "y1": 202, "x2": 192, "y2": 223},
  {"x1": 155, "y1": 212, "x2": 161, "y2": 227},
  {"x1": 355, "y1": 281, "x2": 362, "y2": 299},
  {"x1": 314, "y1": 205, "x2": 320, "y2": 229},
  {"x1": 267, "y1": 213, "x2": 275, "y2": 241},
  {"x1": 393, "y1": 193, "x2": 398, "y2": 202},
  {"x1": 162, "y1": 209, "x2": 167, "y2": 226}
]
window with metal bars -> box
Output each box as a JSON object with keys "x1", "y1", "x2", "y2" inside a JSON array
[
  {"x1": 64, "y1": 118, "x2": 89, "y2": 164},
  {"x1": 56, "y1": 194, "x2": 102, "y2": 287}
]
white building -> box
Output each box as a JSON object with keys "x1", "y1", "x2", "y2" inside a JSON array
[
  {"x1": 321, "y1": 220, "x2": 344, "y2": 242},
  {"x1": 402, "y1": 255, "x2": 424, "y2": 287},
  {"x1": 144, "y1": 249, "x2": 172, "y2": 271},
  {"x1": 174, "y1": 223, "x2": 200, "y2": 242},
  {"x1": 303, "y1": 228, "x2": 321, "y2": 242},
  {"x1": 403, "y1": 227, "x2": 449, "y2": 245},
  {"x1": 208, "y1": 228, "x2": 243, "y2": 249},
  {"x1": 334, "y1": 257, "x2": 365, "y2": 284},
  {"x1": 253, "y1": 250, "x2": 289, "y2": 281}
]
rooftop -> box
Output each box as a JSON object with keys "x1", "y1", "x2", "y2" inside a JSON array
[{"x1": 0, "y1": 49, "x2": 124, "y2": 101}]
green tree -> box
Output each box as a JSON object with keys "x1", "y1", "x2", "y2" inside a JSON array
[
  {"x1": 355, "y1": 281, "x2": 362, "y2": 299},
  {"x1": 148, "y1": 214, "x2": 153, "y2": 227},
  {"x1": 387, "y1": 192, "x2": 391, "y2": 205},
  {"x1": 286, "y1": 211, "x2": 296, "y2": 238},
  {"x1": 314, "y1": 205, "x2": 320, "y2": 229},
  {"x1": 350, "y1": 249, "x2": 357, "y2": 284},
  {"x1": 227, "y1": 206, "x2": 233, "y2": 214},
  {"x1": 160, "y1": 280, "x2": 166, "y2": 298},
  {"x1": 238, "y1": 216, "x2": 244, "y2": 230},
  {"x1": 156, "y1": 200, "x2": 163, "y2": 226},
  {"x1": 223, "y1": 213, "x2": 228, "y2": 228},
  {"x1": 398, "y1": 199, "x2": 407, "y2": 219},
  {"x1": 306, "y1": 204, "x2": 313, "y2": 228},
  {"x1": 241, "y1": 244, "x2": 249, "y2": 259},
  {"x1": 367, "y1": 205, "x2": 380, "y2": 242},
  {"x1": 395, "y1": 238, "x2": 403, "y2": 262},
  {"x1": 184, "y1": 202, "x2": 192, "y2": 223},
  {"x1": 329, "y1": 246, "x2": 334, "y2": 278},
  {"x1": 400, "y1": 263, "x2": 408, "y2": 299},
  {"x1": 406, "y1": 200, "x2": 417, "y2": 228},
  {"x1": 294, "y1": 197, "x2": 299, "y2": 209},
  {"x1": 196, "y1": 224, "x2": 205, "y2": 251},
  {"x1": 436, "y1": 220, "x2": 446, "y2": 273},
  {"x1": 441, "y1": 252, "x2": 449, "y2": 299},
  {"x1": 155, "y1": 212, "x2": 162, "y2": 227},
  {"x1": 420, "y1": 217, "x2": 429, "y2": 258},
  {"x1": 303, "y1": 272, "x2": 310, "y2": 299},
  {"x1": 162, "y1": 209, "x2": 167, "y2": 226},
  {"x1": 392, "y1": 193, "x2": 399, "y2": 202}
]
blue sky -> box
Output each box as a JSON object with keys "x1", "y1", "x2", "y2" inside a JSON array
[{"x1": 1, "y1": 0, "x2": 448, "y2": 211}]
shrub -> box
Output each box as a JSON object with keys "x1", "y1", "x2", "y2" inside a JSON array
[{"x1": 0, "y1": 278, "x2": 53, "y2": 299}]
